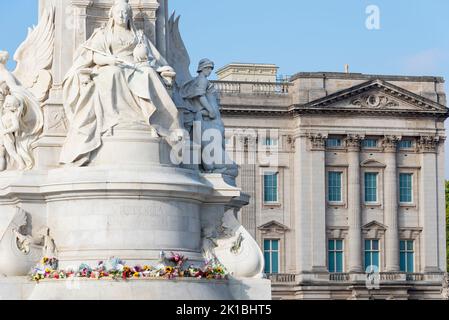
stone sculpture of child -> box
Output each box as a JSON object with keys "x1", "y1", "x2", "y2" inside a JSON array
[
  {"x1": 0, "y1": 82, "x2": 9, "y2": 171},
  {"x1": 0, "y1": 94, "x2": 25, "y2": 171}
]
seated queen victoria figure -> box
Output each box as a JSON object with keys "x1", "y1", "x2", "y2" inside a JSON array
[{"x1": 60, "y1": 0, "x2": 181, "y2": 166}]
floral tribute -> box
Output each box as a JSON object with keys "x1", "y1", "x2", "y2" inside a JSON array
[{"x1": 31, "y1": 253, "x2": 228, "y2": 282}]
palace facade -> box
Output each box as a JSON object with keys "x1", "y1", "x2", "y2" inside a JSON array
[{"x1": 215, "y1": 63, "x2": 448, "y2": 300}]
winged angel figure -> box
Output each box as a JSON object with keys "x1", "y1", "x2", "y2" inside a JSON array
[
  {"x1": 0, "y1": 7, "x2": 54, "y2": 171},
  {"x1": 167, "y1": 14, "x2": 238, "y2": 179}
]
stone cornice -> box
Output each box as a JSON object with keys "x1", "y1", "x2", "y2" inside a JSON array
[
  {"x1": 220, "y1": 79, "x2": 449, "y2": 119},
  {"x1": 221, "y1": 105, "x2": 448, "y2": 119},
  {"x1": 220, "y1": 105, "x2": 290, "y2": 117},
  {"x1": 290, "y1": 72, "x2": 444, "y2": 84}
]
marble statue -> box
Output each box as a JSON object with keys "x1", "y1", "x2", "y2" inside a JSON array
[
  {"x1": 0, "y1": 2, "x2": 271, "y2": 300},
  {"x1": 0, "y1": 208, "x2": 55, "y2": 277},
  {"x1": 166, "y1": 16, "x2": 238, "y2": 179},
  {"x1": 0, "y1": 7, "x2": 54, "y2": 172},
  {"x1": 0, "y1": 81, "x2": 9, "y2": 171},
  {"x1": 213, "y1": 210, "x2": 265, "y2": 278},
  {"x1": 60, "y1": 0, "x2": 180, "y2": 166},
  {"x1": 0, "y1": 56, "x2": 45, "y2": 171},
  {"x1": 179, "y1": 59, "x2": 238, "y2": 178}
]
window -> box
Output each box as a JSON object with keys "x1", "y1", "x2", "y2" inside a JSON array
[
  {"x1": 327, "y1": 138, "x2": 342, "y2": 148},
  {"x1": 399, "y1": 173, "x2": 413, "y2": 203},
  {"x1": 262, "y1": 138, "x2": 279, "y2": 147},
  {"x1": 400, "y1": 240, "x2": 414, "y2": 273},
  {"x1": 328, "y1": 172, "x2": 343, "y2": 202},
  {"x1": 364, "y1": 240, "x2": 380, "y2": 270},
  {"x1": 264, "y1": 240, "x2": 280, "y2": 274},
  {"x1": 328, "y1": 240, "x2": 344, "y2": 273},
  {"x1": 364, "y1": 173, "x2": 378, "y2": 203},
  {"x1": 398, "y1": 140, "x2": 413, "y2": 149},
  {"x1": 263, "y1": 172, "x2": 279, "y2": 203},
  {"x1": 363, "y1": 139, "x2": 378, "y2": 148}
]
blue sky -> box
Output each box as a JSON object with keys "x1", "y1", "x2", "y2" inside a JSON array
[{"x1": 1, "y1": 0, "x2": 449, "y2": 176}]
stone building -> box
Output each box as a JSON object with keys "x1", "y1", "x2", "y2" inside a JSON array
[{"x1": 215, "y1": 63, "x2": 448, "y2": 299}]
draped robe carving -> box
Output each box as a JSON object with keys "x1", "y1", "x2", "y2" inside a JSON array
[{"x1": 60, "y1": 20, "x2": 181, "y2": 166}]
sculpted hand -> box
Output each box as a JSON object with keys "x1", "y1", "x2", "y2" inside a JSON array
[
  {"x1": 109, "y1": 56, "x2": 123, "y2": 66},
  {"x1": 208, "y1": 110, "x2": 217, "y2": 120}
]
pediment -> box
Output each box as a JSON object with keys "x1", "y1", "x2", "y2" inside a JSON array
[
  {"x1": 362, "y1": 221, "x2": 387, "y2": 231},
  {"x1": 361, "y1": 159, "x2": 386, "y2": 168},
  {"x1": 258, "y1": 220, "x2": 289, "y2": 232},
  {"x1": 304, "y1": 79, "x2": 447, "y2": 114}
]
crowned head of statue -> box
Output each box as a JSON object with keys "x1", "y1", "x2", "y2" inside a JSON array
[{"x1": 110, "y1": 0, "x2": 134, "y2": 29}]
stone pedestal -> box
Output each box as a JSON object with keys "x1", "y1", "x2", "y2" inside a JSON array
[
  {"x1": 0, "y1": 137, "x2": 270, "y2": 300},
  {"x1": 0, "y1": 277, "x2": 272, "y2": 300}
]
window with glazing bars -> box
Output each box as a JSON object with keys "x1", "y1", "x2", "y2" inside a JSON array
[
  {"x1": 364, "y1": 173, "x2": 378, "y2": 203},
  {"x1": 328, "y1": 172, "x2": 342, "y2": 202},
  {"x1": 264, "y1": 172, "x2": 278, "y2": 203}
]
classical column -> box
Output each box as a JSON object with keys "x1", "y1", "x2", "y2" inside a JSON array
[
  {"x1": 418, "y1": 136, "x2": 441, "y2": 272},
  {"x1": 383, "y1": 136, "x2": 400, "y2": 272},
  {"x1": 308, "y1": 134, "x2": 328, "y2": 273},
  {"x1": 346, "y1": 135, "x2": 363, "y2": 273},
  {"x1": 240, "y1": 135, "x2": 257, "y2": 238},
  {"x1": 294, "y1": 135, "x2": 312, "y2": 273}
]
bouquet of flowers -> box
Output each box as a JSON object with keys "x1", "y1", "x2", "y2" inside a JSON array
[{"x1": 30, "y1": 254, "x2": 229, "y2": 282}]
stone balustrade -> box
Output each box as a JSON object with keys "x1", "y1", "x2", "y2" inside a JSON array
[
  {"x1": 406, "y1": 273, "x2": 424, "y2": 281},
  {"x1": 329, "y1": 273, "x2": 350, "y2": 282},
  {"x1": 379, "y1": 272, "x2": 403, "y2": 281},
  {"x1": 212, "y1": 81, "x2": 241, "y2": 94},
  {"x1": 267, "y1": 272, "x2": 445, "y2": 286},
  {"x1": 212, "y1": 81, "x2": 291, "y2": 95},
  {"x1": 266, "y1": 273, "x2": 297, "y2": 284}
]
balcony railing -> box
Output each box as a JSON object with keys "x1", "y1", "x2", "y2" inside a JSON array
[
  {"x1": 266, "y1": 273, "x2": 297, "y2": 284},
  {"x1": 212, "y1": 81, "x2": 291, "y2": 95},
  {"x1": 379, "y1": 272, "x2": 403, "y2": 281},
  {"x1": 267, "y1": 272, "x2": 445, "y2": 285},
  {"x1": 406, "y1": 273, "x2": 424, "y2": 281},
  {"x1": 329, "y1": 273, "x2": 350, "y2": 282}
]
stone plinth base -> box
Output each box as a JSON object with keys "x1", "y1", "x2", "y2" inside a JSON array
[{"x1": 0, "y1": 277, "x2": 271, "y2": 300}]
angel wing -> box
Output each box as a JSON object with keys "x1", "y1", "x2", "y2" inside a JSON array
[
  {"x1": 166, "y1": 12, "x2": 192, "y2": 88},
  {"x1": 13, "y1": 7, "x2": 55, "y2": 103}
]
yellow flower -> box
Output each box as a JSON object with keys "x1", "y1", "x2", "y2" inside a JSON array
[
  {"x1": 133, "y1": 272, "x2": 140, "y2": 278},
  {"x1": 165, "y1": 266, "x2": 174, "y2": 274},
  {"x1": 143, "y1": 265, "x2": 151, "y2": 271},
  {"x1": 45, "y1": 268, "x2": 51, "y2": 273}
]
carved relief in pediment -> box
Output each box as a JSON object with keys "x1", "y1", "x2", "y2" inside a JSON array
[{"x1": 351, "y1": 93, "x2": 399, "y2": 109}]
